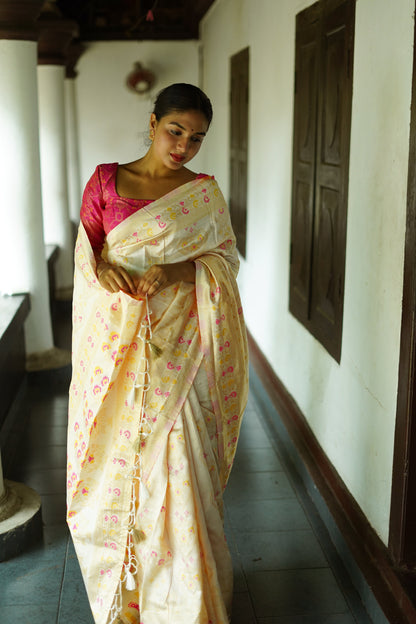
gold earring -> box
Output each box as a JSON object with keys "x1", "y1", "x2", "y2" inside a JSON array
[{"x1": 149, "y1": 129, "x2": 154, "y2": 141}]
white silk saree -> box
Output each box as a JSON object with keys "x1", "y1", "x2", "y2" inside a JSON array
[{"x1": 67, "y1": 176, "x2": 249, "y2": 624}]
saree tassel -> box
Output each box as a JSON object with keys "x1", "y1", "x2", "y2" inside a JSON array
[
  {"x1": 125, "y1": 569, "x2": 136, "y2": 591},
  {"x1": 148, "y1": 341, "x2": 162, "y2": 357},
  {"x1": 133, "y1": 528, "x2": 146, "y2": 542}
]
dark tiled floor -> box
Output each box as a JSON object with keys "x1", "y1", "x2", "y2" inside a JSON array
[{"x1": 0, "y1": 309, "x2": 374, "y2": 624}]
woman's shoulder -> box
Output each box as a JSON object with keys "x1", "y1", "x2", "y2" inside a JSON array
[
  {"x1": 86, "y1": 162, "x2": 117, "y2": 184},
  {"x1": 86, "y1": 162, "x2": 118, "y2": 196},
  {"x1": 195, "y1": 173, "x2": 219, "y2": 190},
  {"x1": 180, "y1": 168, "x2": 213, "y2": 183},
  {"x1": 95, "y1": 162, "x2": 118, "y2": 181}
]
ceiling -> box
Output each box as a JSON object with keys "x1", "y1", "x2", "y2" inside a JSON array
[{"x1": 56, "y1": 0, "x2": 215, "y2": 41}]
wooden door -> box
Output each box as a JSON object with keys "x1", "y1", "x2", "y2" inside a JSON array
[
  {"x1": 289, "y1": 0, "x2": 355, "y2": 362},
  {"x1": 230, "y1": 47, "x2": 249, "y2": 257}
]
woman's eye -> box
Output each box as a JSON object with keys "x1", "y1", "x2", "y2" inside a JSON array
[
  {"x1": 191, "y1": 136, "x2": 201, "y2": 143},
  {"x1": 170, "y1": 130, "x2": 181, "y2": 136}
]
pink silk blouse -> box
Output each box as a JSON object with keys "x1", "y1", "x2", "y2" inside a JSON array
[{"x1": 80, "y1": 162, "x2": 208, "y2": 253}]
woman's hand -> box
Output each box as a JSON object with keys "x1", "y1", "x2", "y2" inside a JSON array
[
  {"x1": 136, "y1": 262, "x2": 195, "y2": 298},
  {"x1": 96, "y1": 261, "x2": 136, "y2": 294}
]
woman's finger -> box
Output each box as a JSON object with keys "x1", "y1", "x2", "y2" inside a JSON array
[
  {"x1": 98, "y1": 265, "x2": 134, "y2": 294},
  {"x1": 111, "y1": 270, "x2": 135, "y2": 293},
  {"x1": 147, "y1": 277, "x2": 162, "y2": 296},
  {"x1": 136, "y1": 267, "x2": 166, "y2": 297},
  {"x1": 117, "y1": 267, "x2": 136, "y2": 293}
]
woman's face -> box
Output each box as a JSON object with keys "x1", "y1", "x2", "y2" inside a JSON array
[{"x1": 150, "y1": 109, "x2": 209, "y2": 171}]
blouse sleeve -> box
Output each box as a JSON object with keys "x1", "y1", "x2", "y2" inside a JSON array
[{"x1": 80, "y1": 166, "x2": 106, "y2": 254}]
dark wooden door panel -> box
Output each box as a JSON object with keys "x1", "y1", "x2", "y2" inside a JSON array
[
  {"x1": 321, "y1": 25, "x2": 347, "y2": 165},
  {"x1": 290, "y1": 7, "x2": 319, "y2": 321},
  {"x1": 298, "y1": 42, "x2": 320, "y2": 164},
  {"x1": 291, "y1": 181, "x2": 314, "y2": 314},
  {"x1": 311, "y1": 0, "x2": 353, "y2": 360},
  {"x1": 230, "y1": 47, "x2": 249, "y2": 257},
  {"x1": 311, "y1": 185, "x2": 339, "y2": 327}
]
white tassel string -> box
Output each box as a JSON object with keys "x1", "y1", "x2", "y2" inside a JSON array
[{"x1": 109, "y1": 296, "x2": 155, "y2": 623}]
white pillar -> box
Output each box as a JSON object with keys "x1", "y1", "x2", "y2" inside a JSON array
[
  {"x1": 38, "y1": 64, "x2": 74, "y2": 299},
  {"x1": 37, "y1": 5, "x2": 78, "y2": 301},
  {"x1": 0, "y1": 39, "x2": 54, "y2": 354},
  {"x1": 65, "y1": 76, "x2": 82, "y2": 225}
]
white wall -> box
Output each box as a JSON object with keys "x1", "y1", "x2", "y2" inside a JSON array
[
  {"x1": 76, "y1": 40, "x2": 202, "y2": 191},
  {"x1": 200, "y1": 0, "x2": 414, "y2": 543}
]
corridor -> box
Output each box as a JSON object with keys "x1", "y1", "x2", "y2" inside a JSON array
[
  {"x1": 0, "y1": 306, "x2": 373, "y2": 624},
  {"x1": 1, "y1": 0, "x2": 415, "y2": 620}
]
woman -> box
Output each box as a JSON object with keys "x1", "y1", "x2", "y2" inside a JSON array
[{"x1": 67, "y1": 83, "x2": 248, "y2": 624}]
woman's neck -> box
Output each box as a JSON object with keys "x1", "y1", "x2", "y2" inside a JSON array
[{"x1": 135, "y1": 149, "x2": 180, "y2": 180}]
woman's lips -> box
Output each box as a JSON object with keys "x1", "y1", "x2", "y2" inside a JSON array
[{"x1": 170, "y1": 153, "x2": 185, "y2": 163}]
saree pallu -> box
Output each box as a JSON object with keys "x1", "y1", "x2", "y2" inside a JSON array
[{"x1": 67, "y1": 176, "x2": 249, "y2": 624}]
